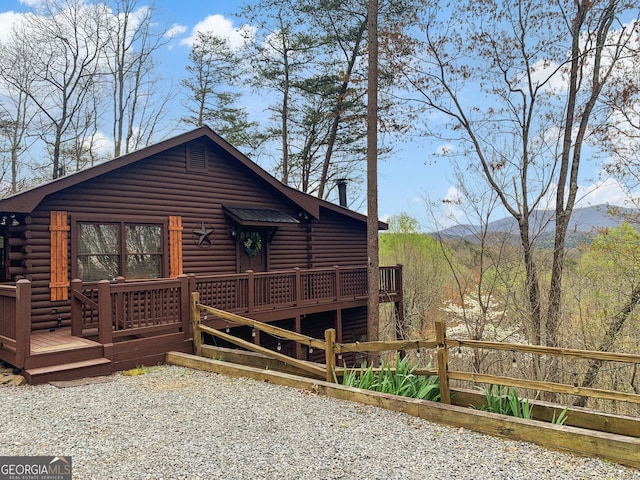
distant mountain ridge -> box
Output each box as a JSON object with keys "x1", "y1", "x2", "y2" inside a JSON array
[{"x1": 434, "y1": 205, "x2": 640, "y2": 246}]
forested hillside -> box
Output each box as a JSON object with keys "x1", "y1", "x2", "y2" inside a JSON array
[{"x1": 380, "y1": 213, "x2": 640, "y2": 414}]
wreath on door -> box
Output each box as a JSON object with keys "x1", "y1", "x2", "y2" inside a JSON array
[{"x1": 243, "y1": 233, "x2": 263, "y2": 257}]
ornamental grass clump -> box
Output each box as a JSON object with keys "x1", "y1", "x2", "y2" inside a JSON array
[
  {"x1": 337, "y1": 354, "x2": 441, "y2": 402},
  {"x1": 478, "y1": 384, "x2": 533, "y2": 419},
  {"x1": 478, "y1": 385, "x2": 570, "y2": 425}
]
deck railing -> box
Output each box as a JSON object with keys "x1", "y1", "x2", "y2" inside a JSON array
[
  {"x1": 0, "y1": 280, "x2": 31, "y2": 368},
  {"x1": 72, "y1": 275, "x2": 191, "y2": 343},
  {"x1": 195, "y1": 265, "x2": 402, "y2": 314},
  {"x1": 70, "y1": 265, "x2": 402, "y2": 344}
]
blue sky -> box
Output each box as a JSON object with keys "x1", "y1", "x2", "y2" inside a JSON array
[{"x1": 0, "y1": 0, "x2": 634, "y2": 231}]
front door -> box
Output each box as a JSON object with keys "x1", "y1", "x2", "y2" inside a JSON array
[{"x1": 239, "y1": 229, "x2": 267, "y2": 273}]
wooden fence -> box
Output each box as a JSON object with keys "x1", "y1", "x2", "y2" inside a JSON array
[{"x1": 191, "y1": 295, "x2": 640, "y2": 410}]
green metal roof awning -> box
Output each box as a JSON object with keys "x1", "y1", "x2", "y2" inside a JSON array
[{"x1": 223, "y1": 205, "x2": 301, "y2": 227}]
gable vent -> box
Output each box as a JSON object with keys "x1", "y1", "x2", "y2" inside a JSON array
[{"x1": 187, "y1": 143, "x2": 207, "y2": 172}]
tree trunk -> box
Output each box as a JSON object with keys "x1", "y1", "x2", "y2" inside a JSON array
[{"x1": 366, "y1": 0, "x2": 379, "y2": 356}]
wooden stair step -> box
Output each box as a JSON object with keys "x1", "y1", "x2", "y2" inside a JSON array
[
  {"x1": 25, "y1": 358, "x2": 112, "y2": 384},
  {"x1": 26, "y1": 357, "x2": 111, "y2": 376}
]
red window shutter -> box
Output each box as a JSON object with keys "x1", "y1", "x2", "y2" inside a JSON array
[
  {"x1": 49, "y1": 211, "x2": 70, "y2": 301},
  {"x1": 169, "y1": 216, "x2": 183, "y2": 278}
]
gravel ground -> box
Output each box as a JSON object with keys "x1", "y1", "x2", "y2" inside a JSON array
[{"x1": 1, "y1": 365, "x2": 639, "y2": 480}]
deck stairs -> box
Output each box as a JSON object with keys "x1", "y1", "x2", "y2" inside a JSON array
[{"x1": 23, "y1": 329, "x2": 112, "y2": 384}]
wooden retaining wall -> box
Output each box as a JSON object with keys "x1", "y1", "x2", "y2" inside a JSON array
[{"x1": 167, "y1": 352, "x2": 640, "y2": 470}]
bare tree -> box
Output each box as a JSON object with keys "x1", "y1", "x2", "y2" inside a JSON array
[
  {"x1": 105, "y1": 0, "x2": 174, "y2": 157},
  {"x1": 392, "y1": 1, "x2": 639, "y2": 377},
  {"x1": 0, "y1": 34, "x2": 38, "y2": 194},
  {"x1": 431, "y1": 171, "x2": 528, "y2": 374},
  {"x1": 7, "y1": 0, "x2": 109, "y2": 179}
]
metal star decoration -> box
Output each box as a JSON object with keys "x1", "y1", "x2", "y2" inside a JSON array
[{"x1": 193, "y1": 222, "x2": 214, "y2": 246}]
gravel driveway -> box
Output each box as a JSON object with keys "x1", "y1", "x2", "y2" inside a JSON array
[{"x1": 1, "y1": 365, "x2": 638, "y2": 480}]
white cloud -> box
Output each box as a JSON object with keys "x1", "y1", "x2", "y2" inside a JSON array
[
  {"x1": 179, "y1": 14, "x2": 254, "y2": 50},
  {"x1": 440, "y1": 186, "x2": 465, "y2": 226},
  {"x1": 576, "y1": 177, "x2": 633, "y2": 208},
  {"x1": 0, "y1": 11, "x2": 22, "y2": 43},
  {"x1": 18, "y1": 0, "x2": 43, "y2": 6},
  {"x1": 436, "y1": 143, "x2": 456, "y2": 156},
  {"x1": 89, "y1": 131, "x2": 114, "y2": 158},
  {"x1": 538, "y1": 176, "x2": 633, "y2": 211},
  {"x1": 166, "y1": 23, "x2": 187, "y2": 40}
]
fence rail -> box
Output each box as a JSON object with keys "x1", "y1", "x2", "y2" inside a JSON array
[{"x1": 191, "y1": 298, "x2": 640, "y2": 412}]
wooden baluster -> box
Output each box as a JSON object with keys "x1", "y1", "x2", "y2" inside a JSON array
[
  {"x1": 294, "y1": 267, "x2": 301, "y2": 306},
  {"x1": 247, "y1": 270, "x2": 254, "y2": 313}
]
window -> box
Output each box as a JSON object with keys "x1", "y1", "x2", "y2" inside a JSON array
[{"x1": 75, "y1": 219, "x2": 164, "y2": 281}]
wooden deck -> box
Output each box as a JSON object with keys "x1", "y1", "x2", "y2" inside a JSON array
[
  {"x1": 0, "y1": 265, "x2": 403, "y2": 384},
  {"x1": 30, "y1": 328, "x2": 100, "y2": 354}
]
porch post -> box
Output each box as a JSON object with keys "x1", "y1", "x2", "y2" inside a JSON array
[
  {"x1": 396, "y1": 264, "x2": 403, "y2": 294},
  {"x1": 179, "y1": 274, "x2": 191, "y2": 340},
  {"x1": 98, "y1": 280, "x2": 113, "y2": 344},
  {"x1": 334, "y1": 266, "x2": 341, "y2": 301},
  {"x1": 294, "y1": 314, "x2": 302, "y2": 359},
  {"x1": 14, "y1": 279, "x2": 31, "y2": 368}
]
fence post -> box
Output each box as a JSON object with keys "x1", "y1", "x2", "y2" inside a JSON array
[
  {"x1": 98, "y1": 280, "x2": 113, "y2": 344},
  {"x1": 14, "y1": 279, "x2": 31, "y2": 368},
  {"x1": 325, "y1": 328, "x2": 336, "y2": 383},
  {"x1": 191, "y1": 292, "x2": 202, "y2": 357},
  {"x1": 70, "y1": 278, "x2": 83, "y2": 336},
  {"x1": 435, "y1": 320, "x2": 451, "y2": 404}
]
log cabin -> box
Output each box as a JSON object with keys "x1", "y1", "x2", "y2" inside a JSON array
[{"x1": 0, "y1": 126, "x2": 403, "y2": 384}]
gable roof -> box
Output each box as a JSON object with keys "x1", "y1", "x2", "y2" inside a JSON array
[{"x1": 0, "y1": 126, "x2": 386, "y2": 229}]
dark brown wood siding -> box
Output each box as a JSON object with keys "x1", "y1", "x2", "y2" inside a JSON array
[
  {"x1": 309, "y1": 209, "x2": 367, "y2": 267},
  {"x1": 16, "y1": 138, "x2": 367, "y2": 330}
]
